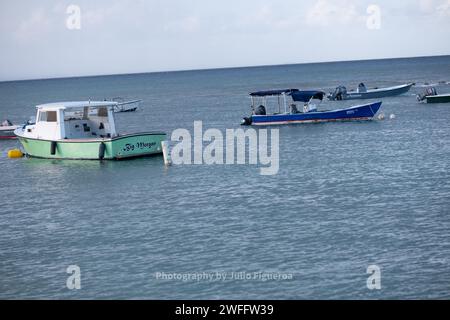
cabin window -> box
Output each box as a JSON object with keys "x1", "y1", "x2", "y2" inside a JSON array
[
  {"x1": 39, "y1": 111, "x2": 57, "y2": 122},
  {"x1": 64, "y1": 110, "x2": 83, "y2": 121},
  {"x1": 97, "y1": 107, "x2": 108, "y2": 117}
]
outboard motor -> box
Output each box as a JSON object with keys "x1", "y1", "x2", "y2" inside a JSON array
[
  {"x1": 329, "y1": 86, "x2": 347, "y2": 101},
  {"x1": 241, "y1": 117, "x2": 252, "y2": 126},
  {"x1": 417, "y1": 87, "x2": 437, "y2": 101},
  {"x1": 255, "y1": 105, "x2": 266, "y2": 115}
]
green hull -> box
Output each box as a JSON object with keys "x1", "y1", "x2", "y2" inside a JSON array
[
  {"x1": 427, "y1": 95, "x2": 450, "y2": 104},
  {"x1": 18, "y1": 132, "x2": 166, "y2": 160}
]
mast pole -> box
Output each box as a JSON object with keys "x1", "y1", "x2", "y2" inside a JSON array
[{"x1": 278, "y1": 95, "x2": 281, "y2": 114}]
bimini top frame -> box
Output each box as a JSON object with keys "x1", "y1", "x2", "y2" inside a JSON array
[{"x1": 249, "y1": 89, "x2": 325, "y2": 115}]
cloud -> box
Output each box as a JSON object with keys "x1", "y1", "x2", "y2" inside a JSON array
[
  {"x1": 1, "y1": 0, "x2": 449, "y2": 81},
  {"x1": 14, "y1": 9, "x2": 52, "y2": 42},
  {"x1": 420, "y1": 0, "x2": 437, "y2": 13},
  {"x1": 417, "y1": 0, "x2": 450, "y2": 16},
  {"x1": 164, "y1": 16, "x2": 200, "y2": 33},
  {"x1": 436, "y1": 0, "x2": 450, "y2": 17},
  {"x1": 305, "y1": 0, "x2": 365, "y2": 27}
]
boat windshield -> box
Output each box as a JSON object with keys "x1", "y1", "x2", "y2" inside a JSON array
[{"x1": 1, "y1": 119, "x2": 13, "y2": 127}]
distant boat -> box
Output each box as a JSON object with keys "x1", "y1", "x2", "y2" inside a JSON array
[
  {"x1": 111, "y1": 97, "x2": 142, "y2": 113},
  {"x1": 241, "y1": 89, "x2": 382, "y2": 126},
  {"x1": 417, "y1": 87, "x2": 450, "y2": 104},
  {"x1": 0, "y1": 120, "x2": 19, "y2": 139},
  {"x1": 328, "y1": 83, "x2": 414, "y2": 101},
  {"x1": 425, "y1": 94, "x2": 450, "y2": 104}
]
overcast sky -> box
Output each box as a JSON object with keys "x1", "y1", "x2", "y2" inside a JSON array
[{"x1": 0, "y1": 0, "x2": 449, "y2": 81}]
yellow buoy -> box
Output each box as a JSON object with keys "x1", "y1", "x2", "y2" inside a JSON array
[{"x1": 8, "y1": 149, "x2": 24, "y2": 158}]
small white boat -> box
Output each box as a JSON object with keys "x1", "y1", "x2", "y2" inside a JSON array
[
  {"x1": 111, "y1": 98, "x2": 142, "y2": 113},
  {"x1": 0, "y1": 120, "x2": 19, "y2": 139}
]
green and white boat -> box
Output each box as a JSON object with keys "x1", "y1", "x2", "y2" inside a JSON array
[
  {"x1": 424, "y1": 94, "x2": 450, "y2": 104},
  {"x1": 417, "y1": 87, "x2": 450, "y2": 104},
  {"x1": 15, "y1": 101, "x2": 166, "y2": 160}
]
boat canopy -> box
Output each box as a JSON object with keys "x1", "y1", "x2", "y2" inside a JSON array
[
  {"x1": 31, "y1": 101, "x2": 118, "y2": 141},
  {"x1": 250, "y1": 89, "x2": 299, "y2": 97},
  {"x1": 291, "y1": 91, "x2": 325, "y2": 102},
  {"x1": 36, "y1": 101, "x2": 118, "y2": 111}
]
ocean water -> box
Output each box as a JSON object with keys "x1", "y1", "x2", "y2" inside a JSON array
[{"x1": 0, "y1": 56, "x2": 450, "y2": 299}]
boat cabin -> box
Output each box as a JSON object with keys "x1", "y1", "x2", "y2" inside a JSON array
[
  {"x1": 249, "y1": 89, "x2": 325, "y2": 116},
  {"x1": 30, "y1": 101, "x2": 118, "y2": 140}
]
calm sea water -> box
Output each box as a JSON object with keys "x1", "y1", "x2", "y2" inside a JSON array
[{"x1": 1, "y1": 56, "x2": 450, "y2": 299}]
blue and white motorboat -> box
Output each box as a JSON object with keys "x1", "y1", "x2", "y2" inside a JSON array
[
  {"x1": 241, "y1": 89, "x2": 382, "y2": 126},
  {"x1": 328, "y1": 83, "x2": 414, "y2": 101}
]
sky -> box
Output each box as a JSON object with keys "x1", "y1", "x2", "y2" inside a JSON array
[{"x1": 0, "y1": 0, "x2": 449, "y2": 81}]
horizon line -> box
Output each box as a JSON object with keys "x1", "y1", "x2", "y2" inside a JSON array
[{"x1": 1, "y1": 54, "x2": 449, "y2": 84}]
